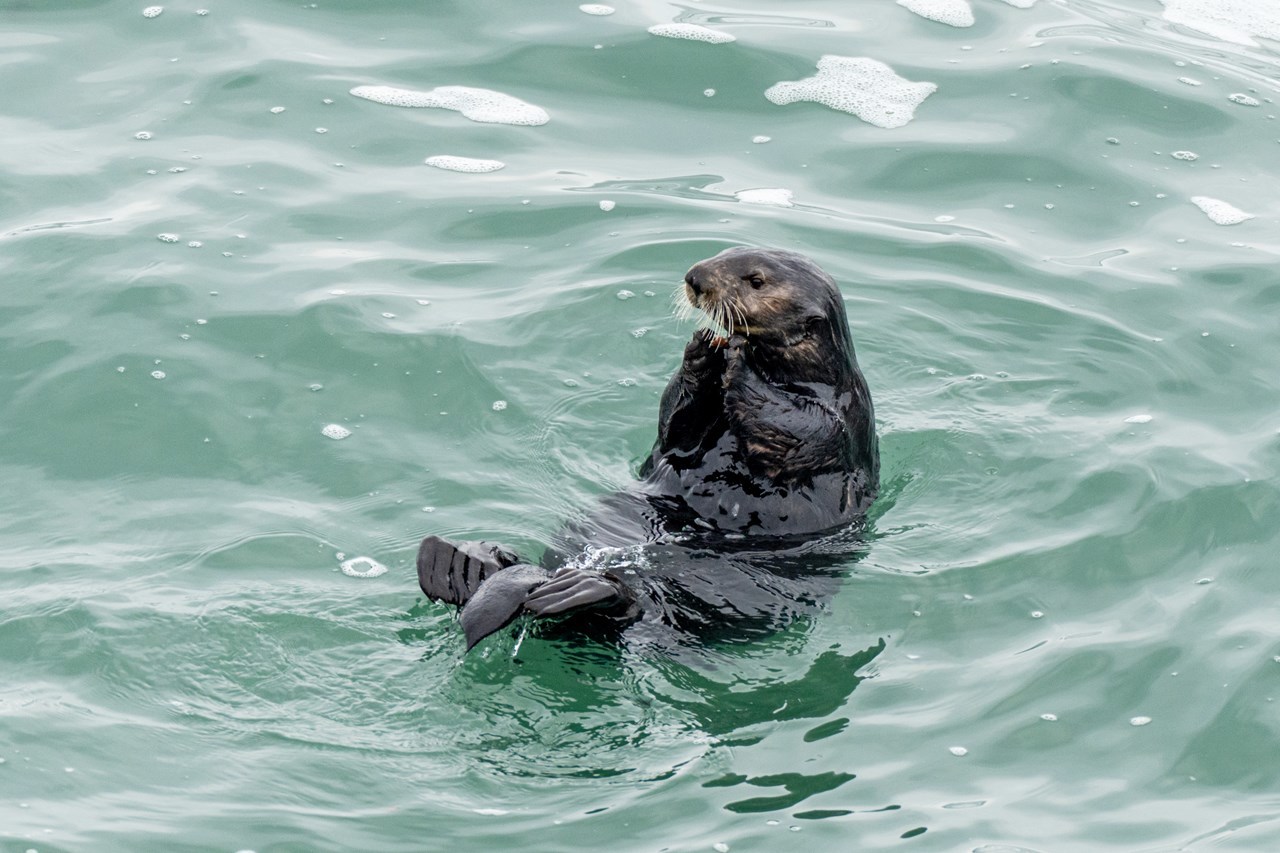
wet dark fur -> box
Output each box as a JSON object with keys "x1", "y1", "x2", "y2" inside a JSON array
[{"x1": 417, "y1": 247, "x2": 879, "y2": 651}]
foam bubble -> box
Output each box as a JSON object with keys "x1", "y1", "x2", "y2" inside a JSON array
[
  {"x1": 492, "y1": 400, "x2": 508, "y2": 411},
  {"x1": 1191, "y1": 196, "x2": 1253, "y2": 225},
  {"x1": 1159, "y1": 0, "x2": 1280, "y2": 47},
  {"x1": 579, "y1": 4, "x2": 615, "y2": 14},
  {"x1": 156, "y1": 233, "x2": 179, "y2": 243},
  {"x1": 647, "y1": 23, "x2": 736, "y2": 43},
  {"x1": 341, "y1": 556, "x2": 387, "y2": 578},
  {"x1": 897, "y1": 0, "x2": 975, "y2": 27},
  {"x1": 949, "y1": 746, "x2": 968, "y2": 756},
  {"x1": 999, "y1": 0, "x2": 1037, "y2": 6},
  {"x1": 350, "y1": 85, "x2": 549, "y2": 126},
  {"x1": 135, "y1": 131, "x2": 152, "y2": 140},
  {"x1": 599, "y1": 199, "x2": 616, "y2": 211},
  {"x1": 1227, "y1": 93, "x2": 1260, "y2": 106},
  {"x1": 1130, "y1": 715, "x2": 1152, "y2": 726},
  {"x1": 1170, "y1": 150, "x2": 1199, "y2": 160},
  {"x1": 765, "y1": 56, "x2": 937, "y2": 129},
  {"x1": 150, "y1": 370, "x2": 166, "y2": 380},
  {"x1": 322, "y1": 423, "x2": 352, "y2": 440},
  {"x1": 1124, "y1": 414, "x2": 1153, "y2": 424},
  {"x1": 752, "y1": 135, "x2": 772, "y2": 143},
  {"x1": 425, "y1": 155, "x2": 505, "y2": 173},
  {"x1": 142, "y1": 6, "x2": 163, "y2": 17},
  {"x1": 735, "y1": 188, "x2": 794, "y2": 207}
]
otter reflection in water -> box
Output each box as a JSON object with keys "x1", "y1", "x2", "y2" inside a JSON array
[{"x1": 417, "y1": 247, "x2": 879, "y2": 651}]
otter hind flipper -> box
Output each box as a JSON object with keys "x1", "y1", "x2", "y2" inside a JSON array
[
  {"x1": 458, "y1": 566, "x2": 640, "y2": 651},
  {"x1": 459, "y1": 564, "x2": 553, "y2": 651},
  {"x1": 416, "y1": 535, "x2": 520, "y2": 606},
  {"x1": 524, "y1": 568, "x2": 636, "y2": 618}
]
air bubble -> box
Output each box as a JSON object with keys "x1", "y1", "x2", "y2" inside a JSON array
[
  {"x1": 341, "y1": 556, "x2": 387, "y2": 578},
  {"x1": 151, "y1": 370, "x2": 166, "y2": 380}
]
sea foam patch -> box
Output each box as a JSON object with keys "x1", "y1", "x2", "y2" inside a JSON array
[
  {"x1": 735, "y1": 188, "x2": 794, "y2": 207},
  {"x1": 350, "y1": 85, "x2": 549, "y2": 126},
  {"x1": 1191, "y1": 196, "x2": 1253, "y2": 225},
  {"x1": 425, "y1": 155, "x2": 506, "y2": 173},
  {"x1": 765, "y1": 56, "x2": 936, "y2": 129},
  {"x1": 897, "y1": 0, "x2": 975, "y2": 27},
  {"x1": 648, "y1": 23, "x2": 736, "y2": 43},
  {"x1": 1159, "y1": 0, "x2": 1280, "y2": 47}
]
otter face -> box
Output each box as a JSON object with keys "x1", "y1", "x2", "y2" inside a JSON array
[{"x1": 682, "y1": 247, "x2": 843, "y2": 349}]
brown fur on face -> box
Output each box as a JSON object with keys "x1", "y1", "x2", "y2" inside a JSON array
[{"x1": 681, "y1": 246, "x2": 856, "y2": 384}]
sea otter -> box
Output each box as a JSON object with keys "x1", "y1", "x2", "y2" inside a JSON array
[{"x1": 416, "y1": 247, "x2": 879, "y2": 651}]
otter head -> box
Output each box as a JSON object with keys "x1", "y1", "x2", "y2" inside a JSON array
[{"x1": 683, "y1": 247, "x2": 856, "y2": 384}]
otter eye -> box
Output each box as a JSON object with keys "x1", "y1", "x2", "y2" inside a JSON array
[{"x1": 744, "y1": 273, "x2": 765, "y2": 289}]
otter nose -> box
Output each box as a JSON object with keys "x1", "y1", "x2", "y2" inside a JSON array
[{"x1": 684, "y1": 270, "x2": 702, "y2": 295}]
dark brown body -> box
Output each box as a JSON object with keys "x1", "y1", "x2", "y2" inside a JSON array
[
  {"x1": 638, "y1": 247, "x2": 878, "y2": 537},
  {"x1": 418, "y1": 247, "x2": 879, "y2": 651}
]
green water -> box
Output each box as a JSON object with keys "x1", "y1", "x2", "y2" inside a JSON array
[{"x1": 3, "y1": 0, "x2": 1279, "y2": 850}]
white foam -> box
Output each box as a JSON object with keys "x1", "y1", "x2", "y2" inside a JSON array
[
  {"x1": 1227, "y1": 93, "x2": 1260, "y2": 106},
  {"x1": 425, "y1": 155, "x2": 506, "y2": 173},
  {"x1": 949, "y1": 746, "x2": 968, "y2": 756},
  {"x1": 1170, "y1": 150, "x2": 1198, "y2": 160},
  {"x1": 322, "y1": 423, "x2": 352, "y2": 439},
  {"x1": 647, "y1": 23, "x2": 736, "y2": 43},
  {"x1": 599, "y1": 199, "x2": 616, "y2": 211},
  {"x1": 751, "y1": 135, "x2": 771, "y2": 143},
  {"x1": 1159, "y1": 0, "x2": 1280, "y2": 47},
  {"x1": 340, "y1": 556, "x2": 387, "y2": 578},
  {"x1": 1124, "y1": 414, "x2": 1153, "y2": 424},
  {"x1": 897, "y1": 0, "x2": 975, "y2": 28},
  {"x1": 735, "y1": 188, "x2": 794, "y2": 207},
  {"x1": 1191, "y1": 196, "x2": 1253, "y2": 225},
  {"x1": 142, "y1": 6, "x2": 163, "y2": 17},
  {"x1": 1130, "y1": 715, "x2": 1152, "y2": 726},
  {"x1": 765, "y1": 56, "x2": 937, "y2": 129},
  {"x1": 350, "y1": 85, "x2": 549, "y2": 126},
  {"x1": 579, "y1": 4, "x2": 615, "y2": 14}
]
